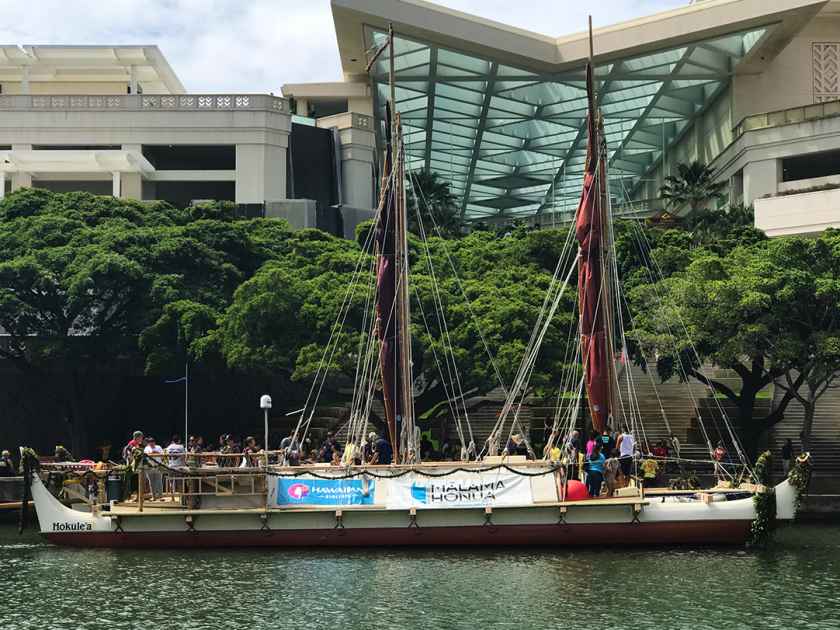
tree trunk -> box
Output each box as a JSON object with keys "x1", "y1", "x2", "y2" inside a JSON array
[
  {"x1": 800, "y1": 401, "x2": 815, "y2": 453},
  {"x1": 736, "y1": 386, "x2": 760, "y2": 462}
]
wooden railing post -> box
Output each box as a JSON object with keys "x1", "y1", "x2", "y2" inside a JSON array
[{"x1": 138, "y1": 459, "x2": 144, "y2": 513}]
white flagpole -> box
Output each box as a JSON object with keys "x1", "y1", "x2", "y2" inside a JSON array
[{"x1": 184, "y1": 361, "x2": 189, "y2": 444}]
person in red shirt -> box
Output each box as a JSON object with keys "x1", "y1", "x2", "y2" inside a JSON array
[
  {"x1": 122, "y1": 430, "x2": 144, "y2": 463},
  {"x1": 652, "y1": 439, "x2": 669, "y2": 459}
]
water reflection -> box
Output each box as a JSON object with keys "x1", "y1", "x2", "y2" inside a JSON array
[{"x1": 1, "y1": 525, "x2": 838, "y2": 629}]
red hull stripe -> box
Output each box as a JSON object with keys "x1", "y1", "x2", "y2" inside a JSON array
[{"x1": 45, "y1": 520, "x2": 751, "y2": 548}]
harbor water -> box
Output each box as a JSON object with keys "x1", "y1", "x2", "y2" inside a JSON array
[{"x1": 2, "y1": 522, "x2": 839, "y2": 630}]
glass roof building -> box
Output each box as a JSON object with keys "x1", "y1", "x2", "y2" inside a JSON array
[
  {"x1": 285, "y1": 0, "x2": 840, "y2": 236},
  {"x1": 366, "y1": 26, "x2": 767, "y2": 222}
]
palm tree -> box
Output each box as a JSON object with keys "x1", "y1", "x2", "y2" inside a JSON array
[
  {"x1": 406, "y1": 169, "x2": 463, "y2": 239},
  {"x1": 659, "y1": 161, "x2": 726, "y2": 214}
]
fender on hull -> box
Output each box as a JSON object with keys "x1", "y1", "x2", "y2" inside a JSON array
[{"x1": 45, "y1": 520, "x2": 752, "y2": 548}]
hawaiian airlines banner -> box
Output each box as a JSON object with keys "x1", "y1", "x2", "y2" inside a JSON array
[
  {"x1": 387, "y1": 472, "x2": 533, "y2": 510},
  {"x1": 275, "y1": 478, "x2": 375, "y2": 507}
]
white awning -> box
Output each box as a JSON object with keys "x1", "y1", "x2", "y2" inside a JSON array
[
  {"x1": 0, "y1": 150, "x2": 155, "y2": 175},
  {"x1": 0, "y1": 45, "x2": 185, "y2": 94}
]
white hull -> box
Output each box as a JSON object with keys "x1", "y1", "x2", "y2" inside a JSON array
[{"x1": 30, "y1": 466, "x2": 798, "y2": 548}]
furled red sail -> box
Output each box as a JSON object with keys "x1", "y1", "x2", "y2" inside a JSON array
[
  {"x1": 575, "y1": 63, "x2": 610, "y2": 433},
  {"x1": 375, "y1": 104, "x2": 403, "y2": 454}
]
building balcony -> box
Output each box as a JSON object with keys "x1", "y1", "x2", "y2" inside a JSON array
[
  {"x1": 734, "y1": 99, "x2": 840, "y2": 139},
  {"x1": 0, "y1": 93, "x2": 288, "y2": 113},
  {"x1": 754, "y1": 181, "x2": 840, "y2": 237}
]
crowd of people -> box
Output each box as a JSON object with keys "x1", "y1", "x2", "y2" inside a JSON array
[
  {"x1": 548, "y1": 426, "x2": 701, "y2": 499},
  {"x1": 3, "y1": 423, "x2": 802, "y2": 503},
  {"x1": 117, "y1": 429, "x2": 399, "y2": 474}
]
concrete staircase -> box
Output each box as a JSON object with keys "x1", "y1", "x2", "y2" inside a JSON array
[
  {"x1": 531, "y1": 364, "x2": 767, "y2": 458},
  {"x1": 306, "y1": 364, "x2": 840, "y2": 483},
  {"x1": 769, "y1": 378, "x2": 840, "y2": 483}
]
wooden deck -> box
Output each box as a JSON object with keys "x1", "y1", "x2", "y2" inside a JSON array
[{"x1": 106, "y1": 495, "x2": 650, "y2": 518}]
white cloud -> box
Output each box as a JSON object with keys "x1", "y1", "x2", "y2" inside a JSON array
[{"x1": 0, "y1": 0, "x2": 687, "y2": 93}]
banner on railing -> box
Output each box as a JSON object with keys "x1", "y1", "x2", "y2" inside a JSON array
[
  {"x1": 274, "y1": 478, "x2": 375, "y2": 507},
  {"x1": 387, "y1": 472, "x2": 533, "y2": 510}
]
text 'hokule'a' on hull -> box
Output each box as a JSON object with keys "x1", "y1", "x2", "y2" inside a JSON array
[{"x1": 26, "y1": 21, "x2": 805, "y2": 549}]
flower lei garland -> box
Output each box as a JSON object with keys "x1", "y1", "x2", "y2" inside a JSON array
[
  {"x1": 788, "y1": 453, "x2": 812, "y2": 517},
  {"x1": 749, "y1": 450, "x2": 776, "y2": 547}
]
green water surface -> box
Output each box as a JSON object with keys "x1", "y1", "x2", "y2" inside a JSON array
[{"x1": 2, "y1": 523, "x2": 838, "y2": 630}]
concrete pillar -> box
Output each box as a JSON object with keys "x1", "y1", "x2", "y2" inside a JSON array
[
  {"x1": 743, "y1": 159, "x2": 780, "y2": 206},
  {"x1": 295, "y1": 98, "x2": 310, "y2": 117},
  {"x1": 235, "y1": 143, "x2": 288, "y2": 205},
  {"x1": 12, "y1": 171, "x2": 31, "y2": 191},
  {"x1": 319, "y1": 113, "x2": 377, "y2": 239},
  {"x1": 11, "y1": 144, "x2": 31, "y2": 191},
  {"x1": 129, "y1": 66, "x2": 138, "y2": 95},
  {"x1": 112, "y1": 171, "x2": 121, "y2": 197},
  {"x1": 334, "y1": 114, "x2": 376, "y2": 210},
  {"x1": 0, "y1": 171, "x2": 5, "y2": 199},
  {"x1": 120, "y1": 172, "x2": 142, "y2": 200},
  {"x1": 21, "y1": 66, "x2": 30, "y2": 95}
]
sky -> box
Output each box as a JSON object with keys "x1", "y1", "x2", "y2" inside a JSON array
[{"x1": 1, "y1": 0, "x2": 687, "y2": 93}]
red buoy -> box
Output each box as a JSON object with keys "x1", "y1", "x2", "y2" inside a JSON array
[{"x1": 565, "y1": 480, "x2": 589, "y2": 501}]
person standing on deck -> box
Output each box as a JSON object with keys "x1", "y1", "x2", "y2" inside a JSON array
[
  {"x1": 506, "y1": 434, "x2": 528, "y2": 458},
  {"x1": 363, "y1": 433, "x2": 376, "y2": 463},
  {"x1": 280, "y1": 434, "x2": 301, "y2": 467},
  {"x1": 713, "y1": 441, "x2": 728, "y2": 482},
  {"x1": 187, "y1": 435, "x2": 206, "y2": 467},
  {"x1": 143, "y1": 437, "x2": 165, "y2": 499},
  {"x1": 165, "y1": 435, "x2": 186, "y2": 469},
  {"x1": 220, "y1": 435, "x2": 239, "y2": 468},
  {"x1": 603, "y1": 450, "x2": 621, "y2": 497},
  {"x1": 565, "y1": 430, "x2": 580, "y2": 460},
  {"x1": 122, "y1": 431, "x2": 144, "y2": 464},
  {"x1": 640, "y1": 455, "x2": 658, "y2": 488},
  {"x1": 242, "y1": 437, "x2": 261, "y2": 467},
  {"x1": 616, "y1": 429, "x2": 635, "y2": 485},
  {"x1": 319, "y1": 432, "x2": 338, "y2": 464},
  {"x1": 164, "y1": 435, "x2": 186, "y2": 495},
  {"x1": 782, "y1": 439, "x2": 794, "y2": 476},
  {"x1": 585, "y1": 432, "x2": 598, "y2": 458},
  {"x1": 585, "y1": 443, "x2": 606, "y2": 498},
  {"x1": 372, "y1": 435, "x2": 393, "y2": 465},
  {"x1": 600, "y1": 427, "x2": 614, "y2": 458}
]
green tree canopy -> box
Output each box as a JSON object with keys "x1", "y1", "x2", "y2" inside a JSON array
[
  {"x1": 0, "y1": 189, "x2": 292, "y2": 453},
  {"x1": 213, "y1": 226, "x2": 578, "y2": 430},
  {"x1": 626, "y1": 230, "x2": 840, "y2": 455}
]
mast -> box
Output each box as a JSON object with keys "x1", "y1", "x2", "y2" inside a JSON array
[
  {"x1": 575, "y1": 17, "x2": 618, "y2": 434},
  {"x1": 590, "y1": 17, "x2": 621, "y2": 430},
  {"x1": 373, "y1": 24, "x2": 413, "y2": 463},
  {"x1": 395, "y1": 112, "x2": 415, "y2": 462}
]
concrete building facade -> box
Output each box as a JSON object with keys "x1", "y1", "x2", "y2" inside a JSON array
[
  {"x1": 1, "y1": 1, "x2": 839, "y2": 238},
  {"x1": 0, "y1": 46, "x2": 377, "y2": 238}
]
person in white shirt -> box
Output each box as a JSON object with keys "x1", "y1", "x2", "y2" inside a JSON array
[
  {"x1": 165, "y1": 435, "x2": 187, "y2": 468},
  {"x1": 616, "y1": 429, "x2": 636, "y2": 484},
  {"x1": 143, "y1": 437, "x2": 165, "y2": 499},
  {"x1": 164, "y1": 435, "x2": 187, "y2": 495}
]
